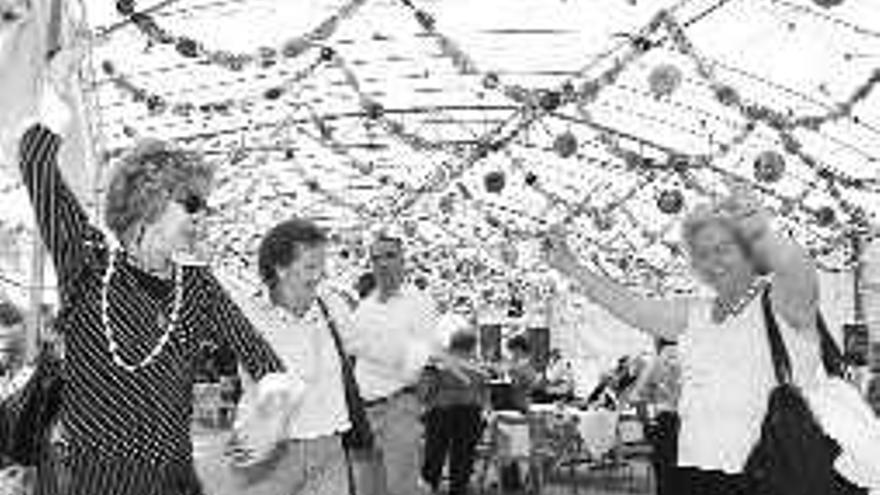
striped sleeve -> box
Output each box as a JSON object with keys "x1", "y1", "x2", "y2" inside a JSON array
[
  {"x1": 203, "y1": 270, "x2": 285, "y2": 379},
  {"x1": 18, "y1": 124, "x2": 96, "y2": 292}
]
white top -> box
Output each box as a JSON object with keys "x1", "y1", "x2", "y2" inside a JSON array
[
  {"x1": 677, "y1": 292, "x2": 824, "y2": 474},
  {"x1": 350, "y1": 286, "x2": 442, "y2": 401},
  {"x1": 236, "y1": 291, "x2": 352, "y2": 440}
]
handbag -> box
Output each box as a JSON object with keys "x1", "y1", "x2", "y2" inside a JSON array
[
  {"x1": 0, "y1": 347, "x2": 63, "y2": 466},
  {"x1": 317, "y1": 298, "x2": 374, "y2": 452},
  {"x1": 744, "y1": 286, "x2": 866, "y2": 495}
]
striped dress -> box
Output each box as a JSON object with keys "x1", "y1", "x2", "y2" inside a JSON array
[{"x1": 16, "y1": 125, "x2": 285, "y2": 495}]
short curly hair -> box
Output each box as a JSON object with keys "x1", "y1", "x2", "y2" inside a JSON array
[
  {"x1": 257, "y1": 218, "x2": 328, "y2": 290},
  {"x1": 104, "y1": 139, "x2": 213, "y2": 246},
  {"x1": 681, "y1": 198, "x2": 752, "y2": 261}
]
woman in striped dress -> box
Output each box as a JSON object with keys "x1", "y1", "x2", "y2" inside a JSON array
[{"x1": 2, "y1": 59, "x2": 286, "y2": 495}]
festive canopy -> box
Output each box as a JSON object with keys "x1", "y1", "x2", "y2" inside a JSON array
[{"x1": 1, "y1": 0, "x2": 879, "y2": 312}]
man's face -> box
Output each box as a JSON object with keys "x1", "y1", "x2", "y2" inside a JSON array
[{"x1": 370, "y1": 239, "x2": 404, "y2": 290}]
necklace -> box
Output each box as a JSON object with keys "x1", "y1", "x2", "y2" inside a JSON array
[
  {"x1": 100, "y1": 249, "x2": 183, "y2": 372},
  {"x1": 712, "y1": 278, "x2": 765, "y2": 323}
]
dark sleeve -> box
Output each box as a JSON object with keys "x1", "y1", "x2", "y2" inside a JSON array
[
  {"x1": 202, "y1": 270, "x2": 285, "y2": 379},
  {"x1": 18, "y1": 125, "x2": 99, "y2": 294}
]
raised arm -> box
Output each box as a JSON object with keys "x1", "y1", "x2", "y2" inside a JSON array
[
  {"x1": 19, "y1": 124, "x2": 98, "y2": 293},
  {"x1": 544, "y1": 228, "x2": 688, "y2": 341},
  {"x1": 202, "y1": 270, "x2": 285, "y2": 380},
  {"x1": 736, "y1": 208, "x2": 819, "y2": 333}
]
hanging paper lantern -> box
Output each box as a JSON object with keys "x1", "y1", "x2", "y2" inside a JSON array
[
  {"x1": 500, "y1": 244, "x2": 518, "y2": 266},
  {"x1": 580, "y1": 80, "x2": 601, "y2": 102},
  {"x1": 753, "y1": 151, "x2": 786, "y2": 183},
  {"x1": 815, "y1": 206, "x2": 836, "y2": 227},
  {"x1": 554, "y1": 132, "x2": 578, "y2": 158},
  {"x1": 539, "y1": 91, "x2": 562, "y2": 112},
  {"x1": 648, "y1": 64, "x2": 683, "y2": 99},
  {"x1": 657, "y1": 189, "x2": 685, "y2": 214},
  {"x1": 403, "y1": 220, "x2": 418, "y2": 238},
  {"x1": 438, "y1": 194, "x2": 455, "y2": 214},
  {"x1": 483, "y1": 73, "x2": 500, "y2": 89},
  {"x1": 594, "y1": 210, "x2": 614, "y2": 231},
  {"x1": 714, "y1": 85, "x2": 741, "y2": 107},
  {"x1": 668, "y1": 154, "x2": 691, "y2": 173},
  {"x1": 484, "y1": 171, "x2": 506, "y2": 193}
]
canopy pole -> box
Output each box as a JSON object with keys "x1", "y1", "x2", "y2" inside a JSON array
[{"x1": 27, "y1": 239, "x2": 45, "y2": 360}]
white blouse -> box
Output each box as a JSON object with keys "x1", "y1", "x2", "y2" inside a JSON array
[{"x1": 677, "y1": 292, "x2": 825, "y2": 474}]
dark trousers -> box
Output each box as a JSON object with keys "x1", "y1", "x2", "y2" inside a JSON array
[
  {"x1": 421, "y1": 405, "x2": 483, "y2": 495},
  {"x1": 646, "y1": 411, "x2": 679, "y2": 495}
]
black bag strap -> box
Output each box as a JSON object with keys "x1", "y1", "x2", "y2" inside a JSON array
[
  {"x1": 316, "y1": 298, "x2": 365, "y2": 414},
  {"x1": 760, "y1": 285, "x2": 849, "y2": 386},
  {"x1": 317, "y1": 298, "x2": 355, "y2": 378},
  {"x1": 815, "y1": 313, "x2": 847, "y2": 379},
  {"x1": 760, "y1": 286, "x2": 793, "y2": 386}
]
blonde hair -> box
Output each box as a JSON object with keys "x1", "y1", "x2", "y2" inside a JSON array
[
  {"x1": 681, "y1": 191, "x2": 759, "y2": 258},
  {"x1": 104, "y1": 139, "x2": 212, "y2": 246}
]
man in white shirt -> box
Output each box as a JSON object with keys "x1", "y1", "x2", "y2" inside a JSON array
[
  {"x1": 222, "y1": 218, "x2": 353, "y2": 495},
  {"x1": 348, "y1": 235, "x2": 456, "y2": 495}
]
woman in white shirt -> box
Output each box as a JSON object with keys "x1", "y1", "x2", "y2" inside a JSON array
[{"x1": 544, "y1": 193, "x2": 860, "y2": 495}]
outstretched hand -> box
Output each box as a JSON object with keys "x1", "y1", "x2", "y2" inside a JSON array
[{"x1": 0, "y1": 0, "x2": 42, "y2": 133}]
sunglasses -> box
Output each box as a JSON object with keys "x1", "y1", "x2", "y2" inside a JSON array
[{"x1": 176, "y1": 193, "x2": 208, "y2": 215}]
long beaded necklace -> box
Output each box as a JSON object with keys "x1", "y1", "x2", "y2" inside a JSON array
[
  {"x1": 100, "y1": 248, "x2": 183, "y2": 372},
  {"x1": 712, "y1": 278, "x2": 766, "y2": 323}
]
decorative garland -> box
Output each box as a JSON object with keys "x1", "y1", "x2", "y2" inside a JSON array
[
  {"x1": 93, "y1": 0, "x2": 880, "y2": 288},
  {"x1": 100, "y1": 49, "x2": 331, "y2": 119},
  {"x1": 115, "y1": 0, "x2": 369, "y2": 71}
]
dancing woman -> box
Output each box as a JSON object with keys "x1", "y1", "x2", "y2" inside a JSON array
[
  {"x1": 544, "y1": 196, "x2": 839, "y2": 495},
  {"x1": 1, "y1": 38, "x2": 284, "y2": 495}
]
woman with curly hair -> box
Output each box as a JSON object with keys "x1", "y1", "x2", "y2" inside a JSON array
[
  {"x1": 544, "y1": 194, "x2": 868, "y2": 495},
  {"x1": 0, "y1": 22, "x2": 284, "y2": 495}
]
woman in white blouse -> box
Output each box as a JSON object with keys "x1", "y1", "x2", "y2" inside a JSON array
[{"x1": 544, "y1": 193, "x2": 851, "y2": 494}]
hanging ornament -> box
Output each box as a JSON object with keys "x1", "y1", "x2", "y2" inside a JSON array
[
  {"x1": 648, "y1": 64, "x2": 683, "y2": 99},
  {"x1": 403, "y1": 220, "x2": 419, "y2": 238},
  {"x1": 815, "y1": 206, "x2": 836, "y2": 227},
  {"x1": 553, "y1": 132, "x2": 578, "y2": 158},
  {"x1": 438, "y1": 194, "x2": 455, "y2": 214},
  {"x1": 484, "y1": 171, "x2": 506, "y2": 193},
  {"x1": 500, "y1": 244, "x2": 518, "y2": 266},
  {"x1": 753, "y1": 151, "x2": 786, "y2": 183},
  {"x1": 594, "y1": 210, "x2": 615, "y2": 231},
  {"x1": 539, "y1": 91, "x2": 562, "y2": 112},
  {"x1": 657, "y1": 189, "x2": 685, "y2": 214},
  {"x1": 483, "y1": 73, "x2": 500, "y2": 89}
]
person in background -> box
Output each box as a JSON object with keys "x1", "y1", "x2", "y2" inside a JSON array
[
  {"x1": 222, "y1": 218, "x2": 353, "y2": 495},
  {"x1": 538, "y1": 349, "x2": 574, "y2": 402},
  {"x1": 349, "y1": 234, "x2": 470, "y2": 495},
  {"x1": 628, "y1": 340, "x2": 681, "y2": 495},
  {"x1": 419, "y1": 328, "x2": 488, "y2": 495},
  {"x1": 505, "y1": 335, "x2": 538, "y2": 413}
]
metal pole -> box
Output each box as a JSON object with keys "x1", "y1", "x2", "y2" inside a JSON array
[{"x1": 27, "y1": 237, "x2": 45, "y2": 360}]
